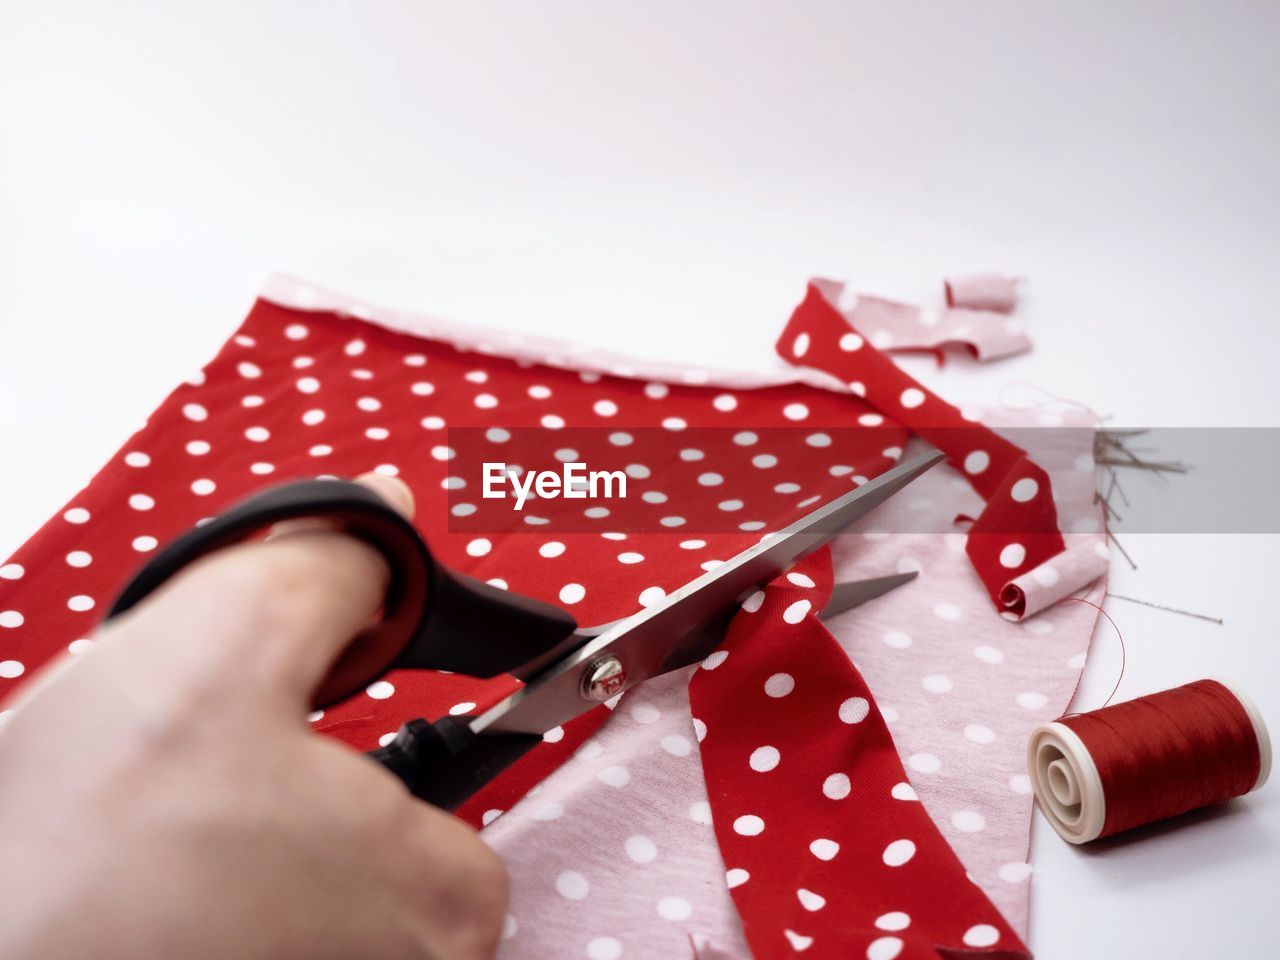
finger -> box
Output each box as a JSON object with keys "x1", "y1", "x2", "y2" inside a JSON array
[{"x1": 106, "y1": 473, "x2": 416, "y2": 706}]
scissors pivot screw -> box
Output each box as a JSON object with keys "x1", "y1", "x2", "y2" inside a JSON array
[{"x1": 581, "y1": 655, "x2": 627, "y2": 702}]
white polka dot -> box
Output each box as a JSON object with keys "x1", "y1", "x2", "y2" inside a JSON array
[
  {"x1": 63, "y1": 507, "x2": 90, "y2": 524},
  {"x1": 0, "y1": 611, "x2": 24, "y2": 629},
  {"x1": 182, "y1": 402, "x2": 208, "y2": 422},
  {"x1": 366, "y1": 680, "x2": 395, "y2": 700},
  {"x1": 883, "y1": 630, "x2": 913, "y2": 649},
  {"x1": 617, "y1": 552, "x2": 644, "y2": 565},
  {"x1": 344, "y1": 339, "x2": 366, "y2": 357},
  {"x1": 539, "y1": 541, "x2": 566, "y2": 558},
  {"x1": 733, "y1": 815, "x2": 764, "y2": 836},
  {"x1": 809, "y1": 838, "x2": 839, "y2": 861},
  {"x1": 191, "y1": 478, "x2": 216, "y2": 496},
  {"x1": 688, "y1": 801, "x2": 713, "y2": 825},
  {"x1": 542, "y1": 726, "x2": 564, "y2": 744},
  {"x1": 839, "y1": 332, "x2": 863, "y2": 351},
  {"x1": 657, "y1": 896, "x2": 692, "y2": 921},
  {"x1": 963, "y1": 925, "x2": 1000, "y2": 948},
  {"x1": 123, "y1": 451, "x2": 151, "y2": 468},
  {"x1": 0, "y1": 659, "x2": 25, "y2": 677},
  {"x1": 296, "y1": 376, "x2": 320, "y2": 394},
  {"x1": 586, "y1": 939, "x2": 621, "y2": 960},
  {"x1": 882, "y1": 839, "x2": 916, "y2": 866},
  {"x1": 999, "y1": 862, "x2": 1033, "y2": 883},
  {"x1": 964, "y1": 450, "x2": 990, "y2": 475},
  {"x1": 67, "y1": 594, "x2": 93, "y2": 612},
  {"x1": 797, "y1": 888, "x2": 825, "y2": 912},
  {"x1": 597, "y1": 765, "x2": 630, "y2": 787},
  {"x1": 65, "y1": 550, "x2": 92, "y2": 568},
  {"x1": 531, "y1": 803, "x2": 563, "y2": 823},
  {"x1": 1010, "y1": 773, "x2": 1033, "y2": 794},
  {"x1": 858, "y1": 413, "x2": 884, "y2": 427},
  {"x1": 900, "y1": 388, "x2": 925, "y2": 409},
  {"x1": 784, "y1": 931, "x2": 814, "y2": 951},
  {"x1": 625, "y1": 835, "x2": 658, "y2": 863},
  {"x1": 792, "y1": 332, "x2": 811, "y2": 357},
  {"x1": 908, "y1": 752, "x2": 941, "y2": 773},
  {"x1": 875, "y1": 912, "x2": 911, "y2": 932},
  {"x1": 309, "y1": 444, "x2": 332, "y2": 457},
  {"x1": 697, "y1": 472, "x2": 723, "y2": 487},
  {"x1": 449, "y1": 702, "x2": 477, "y2": 716},
  {"x1": 129, "y1": 494, "x2": 155, "y2": 511},
  {"x1": 839, "y1": 697, "x2": 870, "y2": 724},
  {"x1": 661, "y1": 417, "x2": 686, "y2": 431},
  {"x1": 932, "y1": 603, "x2": 962, "y2": 621},
  {"x1": 953, "y1": 810, "x2": 986, "y2": 832},
  {"x1": 921, "y1": 674, "x2": 953, "y2": 694},
  {"x1": 774, "y1": 482, "x2": 801, "y2": 494},
  {"x1": 660, "y1": 734, "x2": 692, "y2": 757},
  {"x1": 1017, "y1": 691, "x2": 1049, "y2": 710},
  {"x1": 822, "y1": 773, "x2": 851, "y2": 800},
  {"x1": 68, "y1": 638, "x2": 93, "y2": 655},
  {"x1": 964, "y1": 724, "x2": 996, "y2": 744},
  {"x1": 638, "y1": 586, "x2": 665, "y2": 607},
  {"x1": 782, "y1": 599, "x2": 811, "y2": 624},
  {"x1": 764, "y1": 673, "x2": 795, "y2": 697},
  {"x1": 0, "y1": 564, "x2": 23, "y2": 580},
  {"x1": 749, "y1": 746, "x2": 781, "y2": 772},
  {"x1": 132, "y1": 536, "x2": 158, "y2": 552},
  {"x1": 245, "y1": 426, "x2": 270, "y2": 443},
  {"x1": 591, "y1": 399, "x2": 619, "y2": 417},
  {"x1": 891, "y1": 782, "x2": 918, "y2": 801},
  {"x1": 692, "y1": 718, "x2": 707, "y2": 742},
  {"x1": 974, "y1": 645, "x2": 1004, "y2": 664},
  {"x1": 1031, "y1": 565, "x2": 1060, "y2": 587},
  {"x1": 783, "y1": 403, "x2": 809, "y2": 421},
  {"x1": 867, "y1": 937, "x2": 903, "y2": 960},
  {"x1": 555, "y1": 871, "x2": 589, "y2": 900},
  {"x1": 702, "y1": 650, "x2": 729, "y2": 670},
  {"x1": 629, "y1": 702, "x2": 661, "y2": 725},
  {"x1": 252, "y1": 462, "x2": 276, "y2": 475},
  {"x1": 465, "y1": 538, "x2": 492, "y2": 558},
  {"x1": 732, "y1": 431, "x2": 758, "y2": 446},
  {"x1": 1011, "y1": 477, "x2": 1039, "y2": 502},
  {"x1": 999, "y1": 543, "x2": 1026, "y2": 568},
  {"x1": 285, "y1": 323, "x2": 308, "y2": 340},
  {"x1": 726, "y1": 867, "x2": 749, "y2": 888},
  {"x1": 541, "y1": 414, "x2": 565, "y2": 430},
  {"x1": 713, "y1": 393, "x2": 738, "y2": 412},
  {"x1": 421, "y1": 416, "x2": 445, "y2": 430},
  {"x1": 559, "y1": 583, "x2": 586, "y2": 604}
]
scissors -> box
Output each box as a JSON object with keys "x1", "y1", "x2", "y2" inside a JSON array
[{"x1": 105, "y1": 449, "x2": 942, "y2": 811}]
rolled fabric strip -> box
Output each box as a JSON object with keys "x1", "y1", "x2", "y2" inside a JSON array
[
  {"x1": 999, "y1": 539, "x2": 1110, "y2": 619},
  {"x1": 944, "y1": 272, "x2": 1020, "y2": 313},
  {"x1": 1028, "y1": 679, "x2": 1271, "y2": 843}
]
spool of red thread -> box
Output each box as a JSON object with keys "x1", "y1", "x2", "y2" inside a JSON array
[{"x1": 1028, "y1": 679, "x2": 1271, "y2": 843}]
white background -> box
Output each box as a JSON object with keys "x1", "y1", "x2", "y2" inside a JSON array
[{"x1": 2, "y1": 2, "x2": 1277, "y2": 956}]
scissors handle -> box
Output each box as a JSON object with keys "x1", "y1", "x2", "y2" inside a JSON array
[
  {"x1": 104, "y1": 478, "x2": 582, "y2": 808},
  {"x1": 369, "y1": 718, "x2": 543, "y2": 811}
]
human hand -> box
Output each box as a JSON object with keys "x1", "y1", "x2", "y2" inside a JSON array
[{"x1": 0, "y1": 474, "x2": 508, "y2": 960}]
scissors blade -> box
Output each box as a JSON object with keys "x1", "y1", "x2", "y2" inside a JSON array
[
  {"x1": 821, "y1": 570, "x2": 918, "y2": 619},
  {"x1": 475, "y1": 449, "x2": 943, "y2": 736}
]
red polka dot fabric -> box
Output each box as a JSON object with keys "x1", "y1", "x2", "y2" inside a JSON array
[
  {"x1": 0, "y1": 280, "x2": 1059, "y2": 960},
  {"x1": 690, "y1": 547, "x2": 1026, "y2": 959},
  {"x1": 777, "y1": 284, "x2": 1066, "y2": 611}
]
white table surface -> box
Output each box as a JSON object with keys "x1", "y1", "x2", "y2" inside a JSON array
[{"x1": 2, "y1": 3, "x2": 1277, "y2": 956}]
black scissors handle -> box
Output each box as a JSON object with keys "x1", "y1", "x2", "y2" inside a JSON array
[{"x1": 104, "y1": 479, "x2": 579, "y2": 808}]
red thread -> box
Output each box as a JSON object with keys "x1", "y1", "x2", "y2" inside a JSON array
[
  {"x1": 1059, "y1": 680, "x2": 1261, "y2": 839},
  {"x1": 1055, "y1": 595, "x2": 1126, "y2": 709}
]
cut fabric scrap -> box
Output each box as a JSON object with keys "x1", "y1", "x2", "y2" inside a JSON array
[
  {"x1": 810, "y1": 276, "x2": 1031, "y2": 363},
  {"x1": 778, "y1": 284, "x2": 1066, "y2": 612},
  {"x1": 1000, "y1": 540, "x2": 1111, "y2": 620},
  {"x1": 944, "y1": 272, "x2": 1020, "y2": 314},
  {"x1": 689, "y1": 547, "x2": 1028, "y2": 960}
]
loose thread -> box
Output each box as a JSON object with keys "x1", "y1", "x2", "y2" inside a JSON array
[{"x1": 1055, "y1": 594, "x2": 1126, "y2": 711}]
